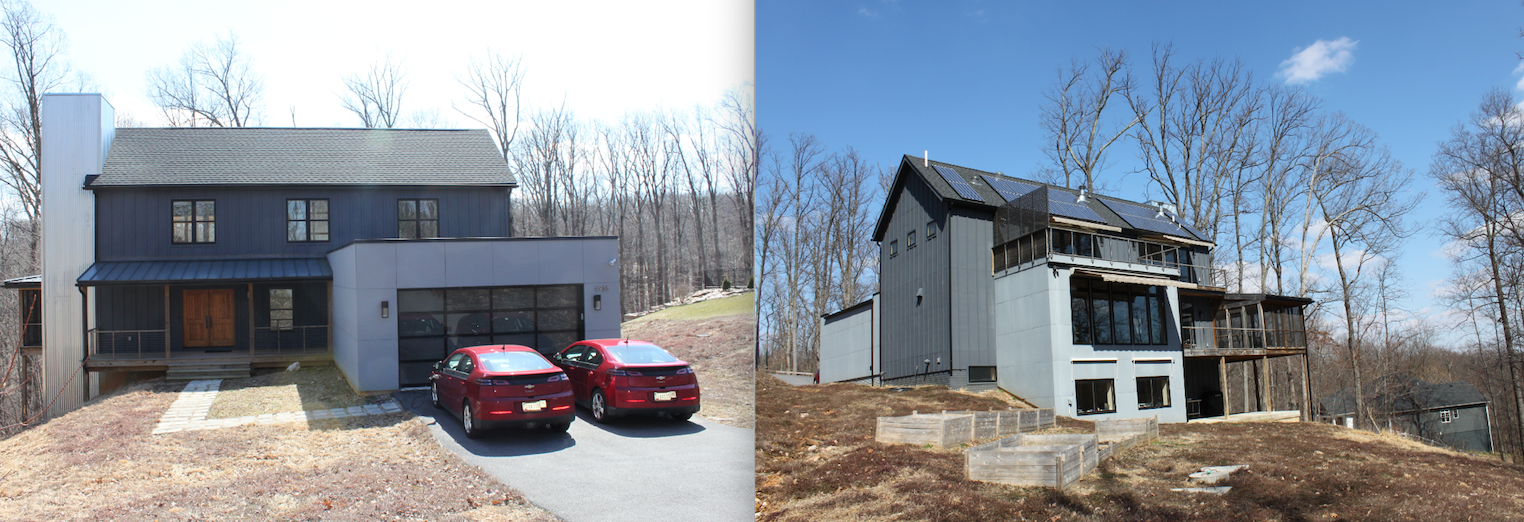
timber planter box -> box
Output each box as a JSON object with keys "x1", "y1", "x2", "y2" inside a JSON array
[
  {"x1": 875, "y1": 412, "x2": 974, "y2": 448},
  {"x1": 943, "y1": 408, "x2": 1057, "y2": 439},
  {"x1": 1095, "y1": 416, "x2": 1159, "y2": 443},
  {"x1": 965, "y1": 433, "x2": 1100, "y2": 489}
]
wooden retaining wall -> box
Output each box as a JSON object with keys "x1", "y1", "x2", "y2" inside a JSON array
[
  {"x1": 1095, "y1": 416, "x2": 1159, "y2": 443},
  {"x1": 875, "y1": 413, "x2": 973, "y2": 448},
  {"x1": 965, "y1": 433, "x2": 1100, "y2": 489},
  {"x1": 943, "y1": 408, "x2": 1057, "y2": 439}
]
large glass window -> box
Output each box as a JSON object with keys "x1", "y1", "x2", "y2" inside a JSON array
[
  {"x1": 287, "y1": 199, "x2": 330, "y2": 242},
  {"x1": 19, "y1": 289, "x2": 39, "y2": 347},
  {"x1": 1075, "y1": 379, "x2": 1116, "y2": 415},
  {"x1": 398, "y1": 199, "x2": 439, "y2": 239},
  {"x1": 1137, "y1": 376, "x2": 1170, "y2": 409},
  {"x1": 1070, "y1": 280, "x2": 1166, "y2": 346},
  {"x1": 269, "y1": 288, "x2": 293, "y2": 330},
  {"x1": 1091, "y1": 286, "x2": 1112, "y2": 344},
  {"x1": 171, "y1": 200, "x2": 215, "y2": 244}
]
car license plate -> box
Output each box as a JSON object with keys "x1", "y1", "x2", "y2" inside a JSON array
[
  {"x1": 522, "y1": 400, "x2": 546, "y2": 412},
  {"x1": 654, "y1": 391, "x2": 677, "y2": 402}
]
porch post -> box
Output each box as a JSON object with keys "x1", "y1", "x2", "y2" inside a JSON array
[
  {"x1": 248, "y1": 283, "x2": 255, "y2": 355},
  {"x1": 327, "y1": 282, "x2": 334, "y2": 352},
  {"x1": 164, "y1": 286, "x2": 171, "y2": 358},
  {"x1": 1262, "y1": 355, "x2": 1271, "y2": 412},
  {"x1": 1302, "y1": 352, "x2": 1313, "y2": 422},
  {"x1": 1219, "y1": 356, "x2": 1229, "y2": 419}
]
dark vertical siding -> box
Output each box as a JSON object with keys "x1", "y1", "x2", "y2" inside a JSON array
[
  {"x1": 94, "y1": 186, "x2": 514, "y2": 261},
  {"x1": 252, "y1": 282, "x2": 330, "y2": 327},
  {"x1": 94, "y1": 286, "x2": 165, "y2": 330},
  {"x1": 948, "y1": 208, "x2": 995, "y2": 371},
  {"x1": 879, "y1": 172, "x2": 951, "y2": 380}
]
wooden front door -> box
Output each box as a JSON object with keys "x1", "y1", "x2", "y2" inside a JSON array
[{"x1": 183, "y1": 289, "x2": 236, "y2": 347}]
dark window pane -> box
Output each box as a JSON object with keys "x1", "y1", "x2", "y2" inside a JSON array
[
  {"x1": 398, "y1": 290, "x2": 445, "y2": 313},
  {"x1": 1071, "y1": 295, "x2": 1090, "y2": 344},
  {"x1": 173, "y1": 223, "x2": 191, "y2": 243},
  {"x1": 288, "y1": 200, "x2": 305, "y2": 220},
  {"x1": 196, "y1": 201, "x2": 215, "y2": 220},
  {"x1": 311, "y1": 221, "x2": 328, "y2": 241},
  {"x1": 399, "y1": 220, "x2": 416, "y2": 239},
  {"x1": 969, "y1": 366, "x2": 997, "y2": 382},
  {"x1": 451, "y1": 335, "x2": 492, "y2": 350},
  {"x1": 491, "y1": 311, "x2": 535, "y2": 333},
  {"x1": 1112, "y1": 297, "x2": 1131, "y2": 344},
  {"x1": 310, "y1": 200, "x2": 328, "y2": 219},
  {"x1": 419, "y1": 199, "x2": 438, "y2": 219},
  {"x1": 398, "y1": 337, "x2": 447, "y2": 362},
  {"x1": 492, "y1": 334, "x2": 537, "y2": 349},
  {"x1": 196, "y1": 222, "x2": 213, "y2": 243},
  {"x1": 1150, "y1": 295, "x2": 1164, "y2": 344},
  {"x1": 419, "y1": 220, "x2": 438, "y2": 238},
  {"x1": 398, "y1": 200, "x2": 417, "y2": 220},
  {"x1": 537, "y1": 286, "x2": 578, "y2": 308},
  {"x1": 1092, "y1": 291, "x2": 1112, "y2": 344},
  {"x1": 538, "y1": 332, "x2": 579, "y2": 356},
  {"x1": 446, "y1": 289, "x2": 491, "y2": 311},
  {"x1": 288, "y1": 221, "x2": 306, "y2": 242},
  {"x1": 397, "y1": 313, "x2": 446, "y2": 337},
  {"x1": 447, "y1": 312, "x2": 491, "y2": 336},
  {"x1": 539, "y1": 309, "x2": 579, "y2": 331},
  {"x1": 173, "y1": 201, "x2": 192, "y2": 221},
  {"x1": 1132, "y1": 294, "x2": 1149, "y2": 344},
  {"x1": 270, "y1": 289, "x2": 293, "y2": 310},
  {"x1": 493, "y1": 287, "x2": 535, "y2": 309}
]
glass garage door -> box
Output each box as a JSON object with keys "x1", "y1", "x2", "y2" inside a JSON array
[{"x1": 396, "y1": 284, "x2": 583, "y2": 386}]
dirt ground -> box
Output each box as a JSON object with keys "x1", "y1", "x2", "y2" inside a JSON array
[
  {"x1": 621, "y1": 293, "x2": 754, "y2": 428},
  {"x1": 209, "y1": 365, "x2": 391, "y2": 419},
  {"x1": 756, "y1": 375, "x2": 1524, "y2": 521},
  {"x1": 0, "y1": 379, "x2": 556, "y2": 521}
]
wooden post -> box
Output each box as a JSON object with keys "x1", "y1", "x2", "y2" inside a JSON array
[
  {"x1": 1301, "y1": 353, "x2": 1313, "y2": 422},
  {"x1": 164, "y1": 286, "x2": 171, "y2": 358},
  {"x1": 1262, "y1": 355, "x2": 1271, "y2": 412},
  {"x1": 1219, "y1": 356, "x2": 1229, "y2": 418},
  {"x1": 327, "y1": 282, "x2": 334, "y2": 352}
]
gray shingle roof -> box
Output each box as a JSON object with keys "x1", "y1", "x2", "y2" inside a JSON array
[
  {"x1": 92, "y1": 128, "x2": 515, "y2": 187},
  {"x1": 1320, "y1": 375, "x2": 1489, "y2": 416}
]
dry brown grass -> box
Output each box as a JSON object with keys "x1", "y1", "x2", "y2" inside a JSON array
[
  {"x1": 208, "y1": 365, "x2": 391, "y2": 419},
  {"x1": 0, "y1": 379, "x2": 557, "y2": 521},
  {"x1": 621, "y1": 294, "x2": 754, "y2": 428},
  {"x1": 756, "y1": 374, "x2": 1524, "y2": 521}
]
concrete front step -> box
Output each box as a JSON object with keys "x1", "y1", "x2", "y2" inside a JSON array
[
  {"x1": 167, "y1": 362, "x2": 251, "y2": 381},
  {"x1": 168, "y1": 371, "x2": 249, "y2": 381}
]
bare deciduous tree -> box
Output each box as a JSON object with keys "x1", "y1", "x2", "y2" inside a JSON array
[
  {"x1": 1038, "y1": 47, "x2": 1141, "y2": 190},
  {"x1": 457, "y1": 50, "x2": 525, "y2": 159},
  {"x1": 340, "y1": 52, "x2": 406, "y2": 128},
  {"x1": 146, "y1": 32, "x2": 262, "y2": 127}
]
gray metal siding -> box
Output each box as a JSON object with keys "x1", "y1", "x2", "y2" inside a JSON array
[
  {"x1": 819, "y1": 299, "x2": 876, "y2": 383},
  {"x1": 879, "y1": 174, "x2": 951, "y2": 380},
  {"x1": 95, "y1": 186, "x2": 513, "y2": 261},
  {"x1": 948, "y1": 208, "x2": 994, "y2": 371}
]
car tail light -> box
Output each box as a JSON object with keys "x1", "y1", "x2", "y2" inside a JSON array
[
  {"x1": 475, "y1": 378, "x2": 494, "y2": 386},
  {"x1": 552, "y1": 405, "x2": 571, "y2": 411},
  {"x1": 676, "y1": 367, "x2": 693, "y2": 375},
  {"x1": 547, "y1": 373, "x2": 567, "y2": 382},
  {"x1": 606, "y1": 369, "x2": 643, "y2": 376}
]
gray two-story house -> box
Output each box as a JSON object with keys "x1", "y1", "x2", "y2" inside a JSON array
[
  {"x1": 819, "y1": 156, "x2": 1312, "y2": 423},
  {"x1": 29, "y1": 94, "x2": 620, "y2": 419}
]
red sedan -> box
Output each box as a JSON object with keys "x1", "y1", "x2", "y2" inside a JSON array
[
  {"x1": 431, "y1": 344, "x2": 575, "y2": 438},
  {"x1": 552, "y1": 339, "x2": 700, "y2": 423}
]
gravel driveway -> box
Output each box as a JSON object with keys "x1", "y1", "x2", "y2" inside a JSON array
[{"x1": 395, "y1": 390, "x2": 754, "y2": 522}]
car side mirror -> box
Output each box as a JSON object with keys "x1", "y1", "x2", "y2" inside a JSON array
[{"x1": 433, "y1": 362, "x2": 442, "y2": 371}]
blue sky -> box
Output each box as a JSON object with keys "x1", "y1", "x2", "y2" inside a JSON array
[{"x1": 759, "y1": 1, "x2": 1524, "y2": 344}]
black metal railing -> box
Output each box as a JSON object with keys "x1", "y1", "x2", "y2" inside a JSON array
[
  {"x1": 88, "y1": 329, "x2": 168, "y2": 359},
  {"x1": 253, "y1": 325, "x2": 330, "y2": 354},
  {"x1": 994, "y1": 226, "x2": 1227, "y2": 287}
]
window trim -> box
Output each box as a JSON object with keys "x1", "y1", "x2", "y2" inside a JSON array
[
  {"x1": 889, "y1": 239, "x2": 899, "y2": 258},
  {"x1": 286, "y1": 198, "x2": 331, "y2": 243},
  {"x1": 269, "y1": 288, "x2": 294, "y2": 331},
  {"x1": 907, "y1": 230, "x2": 916, "y2": 250},
  {"x1": 1069, "y1": 279, "x2": 1166, "y2": 346},
  {"x1": 171, "y1": 199, "x2": 217, "y2": 244},
  {"x1": 1136, "y1": 376, "x2": 1171, "y2": 410},
  {"x1": 1075, "y1": 378, "x2": 1116, "y2": 415},
  {"x1": 969, "y1": 366, "x2": 997, "y2": 383},
  {"x1": 926, "y1": 220, "x2": 937, "y2": 239},
  {"x1": 398, "y1": 198, "x2": 440, "y2": 239},
  {"x1": 1440, "y1": 409, "x2": 1455, "y2": 423}
]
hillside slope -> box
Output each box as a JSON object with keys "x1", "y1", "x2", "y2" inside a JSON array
[
  {"x1": 756, "y1": 375, "x2": 1524, "y2": 521},
  {"x1": 621, "y1": 292, "x2": 754, "y2": 428}
]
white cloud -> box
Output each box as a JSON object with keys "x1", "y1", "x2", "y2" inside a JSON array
[{"x1": 1278, "y1": 37, "x2": 1358, "y2": 85}]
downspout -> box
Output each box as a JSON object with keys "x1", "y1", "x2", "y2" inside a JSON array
[{"x1": 79, "y1": 286, "x2": 89, "y2": 403}]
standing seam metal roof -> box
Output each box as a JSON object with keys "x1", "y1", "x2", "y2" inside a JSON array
[{"x1": 93, "y1": 128, "x2": 516, "y2": 187}]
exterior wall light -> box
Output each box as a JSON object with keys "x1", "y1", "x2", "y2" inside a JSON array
[
  {"x1": 381, "y1": 300, "x2": 389, "y2": 318},
  {"x1": 594, "y1": 294, "x2": 602, "y2": 311}
]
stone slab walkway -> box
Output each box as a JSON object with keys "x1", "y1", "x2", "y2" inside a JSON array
[{"x1": 152, "y1": 378, "x2": 404, "y2": 435}]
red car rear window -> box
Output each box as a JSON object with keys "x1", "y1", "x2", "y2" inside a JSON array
[
  {"x1": 605, "y1": 344, "x2": 679, "y2": 364},
  {"x1": 477, "y1": 351, "x2": 555, "y2": 372}
]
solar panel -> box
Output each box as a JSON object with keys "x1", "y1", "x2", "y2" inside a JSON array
[
  {"x1": 980, "y1": 175, "x2": 1041, "y2": 202},
  {"x1": 1100, "y1": 199, "x2": 1197, "y2": 239},
  {"x1": 1046, "y1": 190, "x2": 1106, "y2": 223},
  {"x1": 931, "y1": 165, "x2": 985, "y2": 202},
  {"x1": 1181, "y1": 223, "x2": 1209, "y2": 242}
]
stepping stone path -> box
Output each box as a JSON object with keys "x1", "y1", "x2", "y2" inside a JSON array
[{"x1": 151, "y1": 378, "x2": 403, "y2": 435}]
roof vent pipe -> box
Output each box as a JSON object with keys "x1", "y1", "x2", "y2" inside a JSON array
[
  {"x1": 924, "y1": 150, "x2": 928, "y2": 167},
  {"x1": 1076, "y1": 184, "x2": 1087, "y2": 203}
]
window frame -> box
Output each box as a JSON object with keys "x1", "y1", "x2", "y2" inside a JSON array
[
  {"x1": 889, "y1": 240, "x2": 899, "y2": 258},
  {"x1": 969, "y1": 366, "x2": 997, "y2": 383},
  {"x1": 1440, "y1": 409, "x2": 1455, "y2": 423},
  {"x1": 397, "y1": 198, "x2": 440, "y2": 239},
  {"x1": 171, "y1": 199, "x2": 217, "y2": 244},
  {"x1": 1136, "y1": 376, "x2": 1171, "y2": 410},
  {"x1": 907, "y1": 230, "x2": 916, "y2": 250},
  {"x1": 286, "y1": 198, "x2": 331, "y2": 243},
  {"x1": 1075, "y1": 378, "x2": 1116, "y2": 415},
  {"x1": 1070, "y1": 279, "x2": 1167, "y2": 346},
  {"x1": 926, "y1": 220, "x2": 937, "y2": 239},
  {"x1": 269, "y1": 288, "x2": 294, "y2": 331}
]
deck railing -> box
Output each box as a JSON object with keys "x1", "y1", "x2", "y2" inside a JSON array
[
  {"x1": 994, "y1": 226, "x2": 1226, "y2": 288},
  {"x1": 88, "y1": 329, "x2": 169, "y2": 359},
  {"x1": 1183, "y1": 325, "x2": 1307, "y2": 352},
  {"x1": 253, "y1": 325, "x2": 330, "y2": 354}
]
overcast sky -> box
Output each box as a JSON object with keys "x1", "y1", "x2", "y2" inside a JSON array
[
  {"x1": 40, "y1": 0, "x2": 754, "y2": 127},
  {"x1": 759, "y1": 1, "x2": 1524, "y2": 345}
]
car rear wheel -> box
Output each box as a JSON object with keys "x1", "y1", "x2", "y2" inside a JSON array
[
  {"x1": 462, "y1": 401, "x2": 482, "y2": 439},
  {"x1": 430, "y1": 382, "x2": 441, "y2": 409},
  {"x1": 548, "y1": 422, "x2": 570, "y2": 433},
  {"x1": 591, "y1": 389, "x2": 611, "y2": 423},
  {"x1": 671, "y1": 412, "x2": 693, "y2": 421}
]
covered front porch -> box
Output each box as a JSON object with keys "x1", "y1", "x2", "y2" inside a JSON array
[{"x1": 79, "y1": 259, "x2": 334, "y2": 367}]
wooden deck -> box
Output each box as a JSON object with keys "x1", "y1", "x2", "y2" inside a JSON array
[{"x1": 85, "y1": 351, "x2": 333, "y2": 371}]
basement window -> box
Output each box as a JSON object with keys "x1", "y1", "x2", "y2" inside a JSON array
[
  {"x1": 1137, "y1": 376, "x2": 1170, "y2": 410},
  {"x1": 969, "y1": 366, "x2": 997, "y2": 383},
  {"x1": 1075, "y1": 379, "x2": 1115, "y2": 415}
]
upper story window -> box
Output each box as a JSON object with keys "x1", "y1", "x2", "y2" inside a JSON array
[
  {"x1": 1070, "y1": 278, "x2": 1165, "y2": 346},
  {"x1": 287, "y1": 199, "x2": 330, "y2": 242},
  {"x1": 398, "y1": 199, "x2": 439, "y2": 239},
  {"x1": 171, "y1": 200, "x2": 215, "y2": 244},
  {"x1": 926, "y1": 221, "x2": 937, "y2": 239},
  {"x1": 889, "y1": 239, "x2": 899, "y2": 258},
  {"x1": 907, "y1": 230, "x2": 916, "y2": 249}
]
